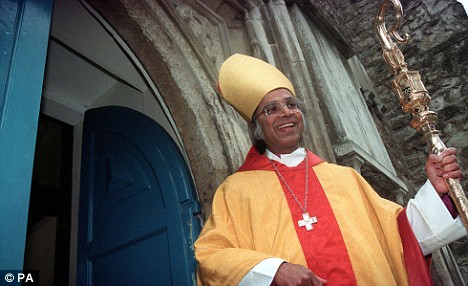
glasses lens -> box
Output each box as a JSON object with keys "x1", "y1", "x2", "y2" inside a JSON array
[
  {"x1": 264, "y1": 103, "x2": 279, "y2": 115},
  {"x1": 285, "y1": 98, "x2": 299, "y2": 110}
]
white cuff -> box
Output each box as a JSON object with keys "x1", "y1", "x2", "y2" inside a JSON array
[
  {"x1": 406, "y1": 180, "x2": 467, "y2": 255},
  {"x1": 238, "y1": 258, "x2": 285, "y2": 286}
]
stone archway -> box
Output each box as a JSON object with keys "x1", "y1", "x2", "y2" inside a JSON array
[{"x1": 83, "y1": 0, "x2": 252, "y2": 214}]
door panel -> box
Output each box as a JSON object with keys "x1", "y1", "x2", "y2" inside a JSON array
[
  {"x1": 78, "y1": 106, "x2": 200, "y2": 285},
  {"x1": 0, "y1": 0, "x2": 53, "y2": 269},
  {"x1": 92, "y1": 233, "x2": 172, "y2": 286}
]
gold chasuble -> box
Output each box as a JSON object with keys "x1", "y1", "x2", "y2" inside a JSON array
[{"x1": 195, "y1": 147, "x2": 433, "y2": 286}]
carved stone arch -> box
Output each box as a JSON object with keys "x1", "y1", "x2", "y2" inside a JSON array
[{"x1": 84, "y1": 0, "x2": 251, "y2": 214}]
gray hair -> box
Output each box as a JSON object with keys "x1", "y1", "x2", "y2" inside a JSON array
[{"x1": 248, "y1": 117, "x2": 267, "y2": 154}]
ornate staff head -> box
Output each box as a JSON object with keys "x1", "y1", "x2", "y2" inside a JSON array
[{"x1": 375, "y1": 0, "x2": 439, "y2": 152}]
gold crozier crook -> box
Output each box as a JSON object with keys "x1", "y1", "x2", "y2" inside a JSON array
[{"x1": 375, "y1": 0, "x2": 468, "y2": 232}]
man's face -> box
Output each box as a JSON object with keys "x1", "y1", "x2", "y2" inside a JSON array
[{"x1": 253, "y1": 88, "x2": 304, "y2": 154}]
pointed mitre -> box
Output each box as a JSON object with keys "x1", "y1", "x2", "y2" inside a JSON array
[{"x1": 218, "y1": 54, "x2": 295, "y2": 122}]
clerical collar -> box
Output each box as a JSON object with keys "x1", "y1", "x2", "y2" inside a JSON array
[{"x1": 265, "y1": 147, "x2": 306, "y2": 167}]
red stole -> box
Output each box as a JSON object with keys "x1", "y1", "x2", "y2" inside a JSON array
[
  {"x1": 238, "y1": 146, "x2": 434, "y2": 285},
  {"x1": 239, "y1": 147, "x2": 357, "y2": 285}
]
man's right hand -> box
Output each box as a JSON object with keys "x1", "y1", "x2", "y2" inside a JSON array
[{"x1": 273, "y1": 263, "x2": 327, "y2": 286}]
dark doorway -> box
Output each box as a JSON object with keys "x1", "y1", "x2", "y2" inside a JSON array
[{"x1": 24, "y1": 114, "x2": 73, "y2": 286}]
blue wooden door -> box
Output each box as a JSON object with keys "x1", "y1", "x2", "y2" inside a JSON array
[
  {"x1": 0, "y1": 0, "x2": 53, "y2": 269},
  {"x1": 78, "y1": 106, "x2": 201, "y2": 286}
]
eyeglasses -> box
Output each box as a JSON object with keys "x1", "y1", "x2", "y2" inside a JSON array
[{"x1": 256, "y1": 98, "x2": 301, "y2": 118}]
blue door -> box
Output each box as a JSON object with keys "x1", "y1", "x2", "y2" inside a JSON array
[
  {"x1": 78, "y1": 106, "x2": 201, "y2": 286},
  {"x1": 0, "y1": 0, "x2": 53, "y2": 269}
]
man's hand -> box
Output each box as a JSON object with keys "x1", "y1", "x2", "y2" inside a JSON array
[
  {"x1": 426, "y1": 147, "x2": 464, "y2": 196},
  {"x1": 273, "y1": 263, "x2": 327, "y2": 286}
]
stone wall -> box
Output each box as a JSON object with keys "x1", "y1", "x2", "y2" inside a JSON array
[
  {"x1": 338, "y1": 0, "x2": 467, "y2": 194},
  {"x1": 322, "y1": 0, "x2": 468, "y2": 282}
]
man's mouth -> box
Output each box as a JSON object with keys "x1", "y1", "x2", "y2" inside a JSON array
[{"x1": 278, "y1": 123, "x2": 295, "y2": 130}]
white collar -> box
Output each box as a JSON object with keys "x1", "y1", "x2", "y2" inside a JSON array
[{"x1": 265, "y1": 147, "x2": 306, "y2": 167}]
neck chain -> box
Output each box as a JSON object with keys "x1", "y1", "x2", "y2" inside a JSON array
[{"x1": 269, "y1": 155, "x2": 318, "y2": 231}]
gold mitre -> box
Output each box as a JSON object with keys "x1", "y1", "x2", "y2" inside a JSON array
[{"x1": 218, "y1": 53, "x2": 295, "y2": 122}]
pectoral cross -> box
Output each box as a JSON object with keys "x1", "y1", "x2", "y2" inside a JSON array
[{"x1": 298, "y1": 212, "x2": 317, "y2": 231}]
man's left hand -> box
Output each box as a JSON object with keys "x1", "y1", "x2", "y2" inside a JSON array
[{"x1": 426, "y1": 147, "x2": 464, "y2": 196}]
